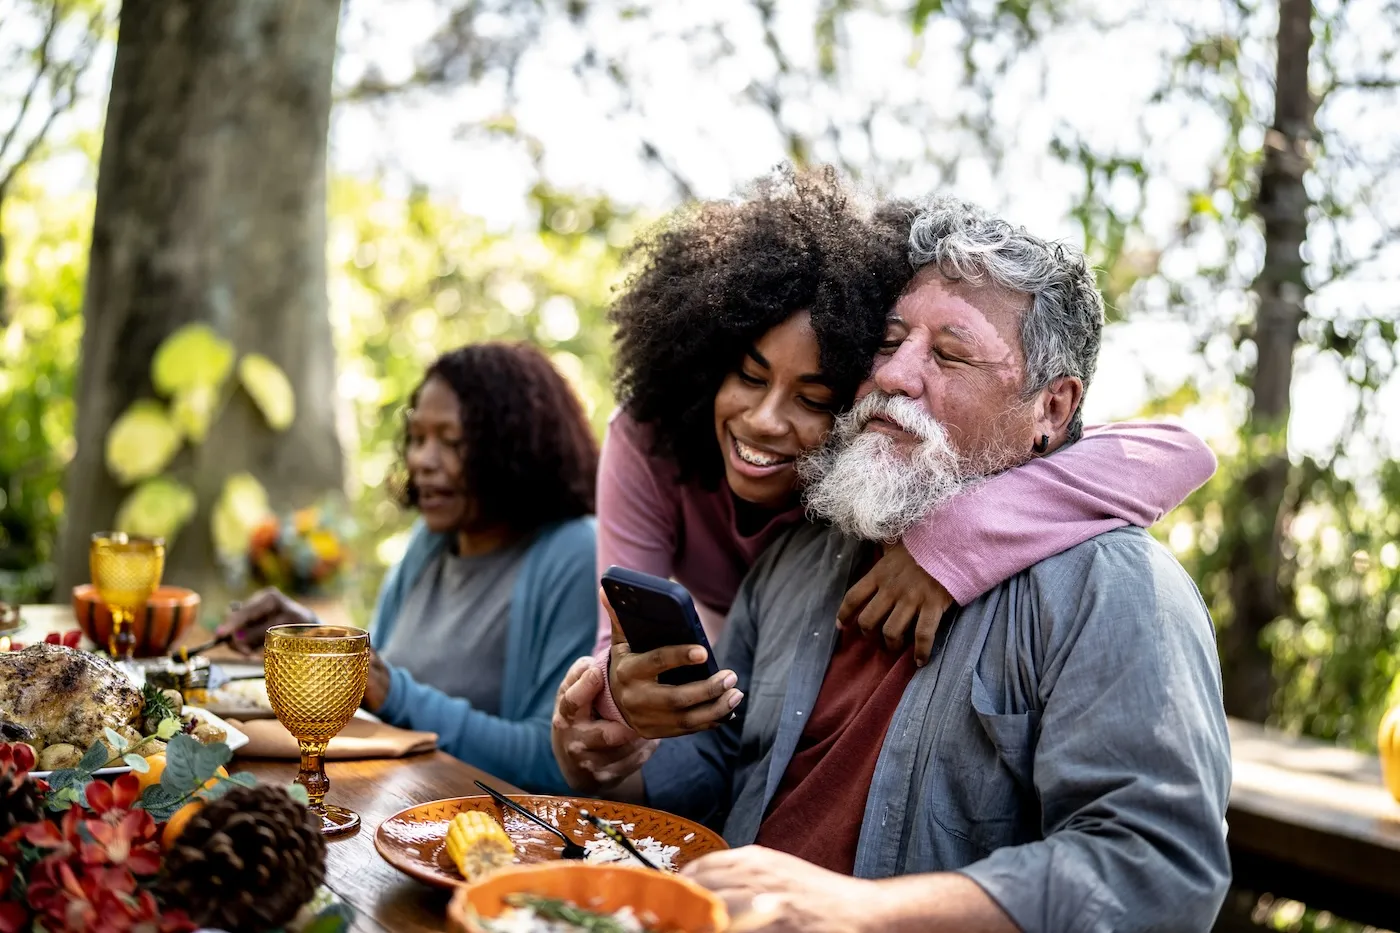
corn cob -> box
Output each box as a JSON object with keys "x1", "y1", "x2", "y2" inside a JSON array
[{"x1": 445, "y1": 810, "x2": 515, "y2": 882}]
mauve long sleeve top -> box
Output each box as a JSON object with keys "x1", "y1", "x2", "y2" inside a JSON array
[{"x1": 591, "y1": 410, "x2": 1216, "y2": 718}]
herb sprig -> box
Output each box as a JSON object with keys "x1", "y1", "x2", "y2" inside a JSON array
[{"x1": 499, "y1": 894, "x2": 645, "y2": 933}]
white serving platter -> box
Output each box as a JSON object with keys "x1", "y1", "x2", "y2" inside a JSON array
[{"x1": 28, "y1": 707, "x2": 248, "y2": 780}]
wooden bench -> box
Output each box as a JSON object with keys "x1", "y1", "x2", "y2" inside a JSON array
[{"x1": 1222, "y1": 718, "x2": 1400, "y2": 930}]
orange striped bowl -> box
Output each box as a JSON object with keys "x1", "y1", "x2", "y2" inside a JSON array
[
  {"x1": 71, "y1": 585, "x2": 201, "y2": 657},
  {"x1": 448, "y1": 864, "x2": 728, "y2": 933}
]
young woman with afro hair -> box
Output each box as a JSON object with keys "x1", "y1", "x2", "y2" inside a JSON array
[
  {"x1": 553, "y1": 166, "x2": 1216, "y2": 770},
  {"x1": 220, "y1": 343, "x2": 600, "y2": 792}
]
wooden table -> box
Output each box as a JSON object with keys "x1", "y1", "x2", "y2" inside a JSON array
[
  {"x1": 1224, "y1": 718, "x2": 1400, "y2": 929},
  {"x1": 241, "y1": 753, "x2": 522, "y2": 933},
  {"x1": 7, "y1": 604, "x2": 506, "y2": 931},
  {"x1": 18, "y1": 604, "x2": 1400, "y2": 927}
]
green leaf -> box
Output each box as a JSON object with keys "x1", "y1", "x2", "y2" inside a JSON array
[
  {"x1": 238, "y1": 353, "x2": 296, "y2": 431},
  {"x1": 197, "y1": 741, "x2": 233, "y2": 773},
  {"x1": 47, "y1": 786, "x2": 79, "y2": 812},
  {"x1": 199, "y1": 772, "x2": 255, "y2": 802},
  {"x1": 162, "y1": 734, "x2": 228, "y2": 793},
  {"x1": 211, "y1": 472, "x2": 272, "y2": 559},
  {"x1": 47, "y1": 768, "x2": 77, "y2": 789},
  {"x1": 139, "y1": 784, "x2": 186, "y2": 822},
  {"x1": 104, "y1": 400, "x2": 183, "y2": 485},
  {"x1": 287, "y1": 783, "x2": 310, "y2": 806},
  {"x1": 911, "y1": 0, "x2": 943, "y2": 33},
  {"x1": 78, "y1": 739, "x2": 110, "y2": 774},
  {"x1": 114, "y1": 477, "x2": 197, "y2": 542},
  {"x1": 200, "y1": 777, "x2": 236, "y2": 802},
  {"x1": 124, "y1": 753, "x2": 150, "y2": 773},
  {"x1": 170, "y1": 383, "x2": 220, "y2": 443},
  {"x1": 151, "y1": 323, "x2": 235, "y2": 397},
  {"x1": 299, "y1": 902, "x2": 355, "y2": 933},
  {"x1": 103, "y1": 727, "x2": 129, "y2": 754},
  {"x1": 156, "y1": 717, "x2": 181, "y2": 740}
]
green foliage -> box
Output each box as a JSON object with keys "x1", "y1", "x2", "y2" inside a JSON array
[
  {"x1": 327, "y1": 177, "x2": 628, "y2": 610},
  {"x1": 1, "y1": 156, "x2": 630, "y2": 623},
  {"x1": 161, "y1": 733, "x2": 232, "y2": 792},
  {"x1": 102, "y1": 324, "x2": 299, "y2": 547},
  {"x1": 0, "y1": 170, "x2": 89, "y2": 602},
  {"x1": 1159, "y1": 446, "x2": 1400, "y2": 749}
]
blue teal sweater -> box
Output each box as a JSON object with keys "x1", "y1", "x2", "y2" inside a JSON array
[{"x1": 370, "y1": 517, "x2": 596, "y2": 792}]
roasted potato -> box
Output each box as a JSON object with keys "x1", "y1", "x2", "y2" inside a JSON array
[
  {"x1": 130, "y1": 737, "x2": 166, "y2": 758},
  {"x1": 191, "y1": 720, "x2": 226, "y2": 745},
  {"x1": 37, "y1": 743, "x2": 80, "y2": 771}
]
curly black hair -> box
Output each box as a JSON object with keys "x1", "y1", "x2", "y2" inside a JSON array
[
  {"x1": 400, "y1": 342, "x2": 598, "y2": 534},
  {"x1": 610, "y1": 165, "x2": 914, "y2": 488}
]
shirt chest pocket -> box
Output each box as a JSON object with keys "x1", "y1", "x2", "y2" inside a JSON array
[{"x1": 927, "y1": 670, "x2": 1041, "y2": 857}]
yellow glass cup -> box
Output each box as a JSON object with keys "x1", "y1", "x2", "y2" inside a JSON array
[
  {"x1": 263, "y1": 623, "x2": 370, "y2": 836},
  {"x1": 89, "y1": 532, "x2": 166, "y2": 661}
]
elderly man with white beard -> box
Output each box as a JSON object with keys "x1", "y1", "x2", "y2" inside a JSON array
[{"x1": 556, "y1": 196, "x2": 1231, "y2": 933}]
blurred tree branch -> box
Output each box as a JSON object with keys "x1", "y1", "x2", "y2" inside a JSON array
[
  {"x1": 0, "y1": 0, "x2": 108, "y2": 317},
  {"x1": 334, "y1": 0, "x2": 1073, "y2": 199}
]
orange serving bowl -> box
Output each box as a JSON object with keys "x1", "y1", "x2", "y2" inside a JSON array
[
  {"x1": 71, "y1": 585, "x2": 201, "y2": 658},
  {"x1": 447, "y1": 863, "x2": 729, "y2": 933}
]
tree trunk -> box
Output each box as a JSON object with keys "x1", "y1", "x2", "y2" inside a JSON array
[
  {"x1": 56, "y1": 0, "x2": 345, "y2": 607},
  {"x1": 1221, "y1": 0, "x2": 1315, "y2": 722}
]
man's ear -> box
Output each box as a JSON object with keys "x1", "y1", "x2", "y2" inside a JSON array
[{"x1": 1031, "y1": 376, "x2": 1083, "y2": 453}]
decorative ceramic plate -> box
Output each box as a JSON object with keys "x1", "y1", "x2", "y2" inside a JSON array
[
  {"x1": 375, "y1": 795, "x2": 728, "y2": 889},
  {"x1": 29, "y1": 708, "x2": 249, "y2": 779}
]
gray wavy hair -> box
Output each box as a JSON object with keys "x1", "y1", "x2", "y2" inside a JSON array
[{"x1": 907, "y1": 196, "x2": 1104, "y2": 442}]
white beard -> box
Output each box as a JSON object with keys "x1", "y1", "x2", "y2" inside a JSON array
[{"x1": 800, "y1": 392, "x2": 974, "y2": 542}]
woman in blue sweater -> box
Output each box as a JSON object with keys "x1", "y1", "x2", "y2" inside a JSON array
[{"x1": 220, "y1": 342, "x2": 599, "y2": 792}]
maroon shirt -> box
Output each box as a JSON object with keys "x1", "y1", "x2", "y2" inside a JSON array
[{"x1": 753, "y1": 551, "x2": 919, "y2": 874}]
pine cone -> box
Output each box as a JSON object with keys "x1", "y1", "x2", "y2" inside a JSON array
[{"x1": 158, "y1": 785, "x2": 327, "y2": 932}]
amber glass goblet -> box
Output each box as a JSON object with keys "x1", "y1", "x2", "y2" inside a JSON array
[
  {"x1": 89, "y1": 532, "x2": 165, "y2": 661},
  {"x1": 263, "y1": 623, "x2": 370, "y2": 836}
]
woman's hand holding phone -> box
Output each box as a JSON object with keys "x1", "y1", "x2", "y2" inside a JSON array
[
  {"x1": 604, "y1": 591, "x2": 744, "y2": 739},
  {"x1": 551, "y1": 656, "x2": 654, "y2": 798}
]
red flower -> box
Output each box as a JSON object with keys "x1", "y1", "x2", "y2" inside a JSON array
[
  {"x1": 43, "y1": 631, "x2": 83, "y2": 649},
  {"x1": 24, "y1": 856, "x2": 188, "y2": 933},
  {"x1": 26, "y1": 857, "x2": 127, "y2": 933},
  {"x1": 0, "y1": 902, "x2": 28, "y2": 933},
  {"x1": 0, "y1": 827, "x2": 23, "y2": 898},
  {"x1": 0, "y1": 741, "x2": 36, "y2": 777},
  {"x1": 23, "y1": 807, "x2": 84, "y2": 856},
  {"x1": 81, "y1": 774, "x2": 160, "y2": 874},
  {"x1": 85, "y1": 810, "x2": 161, "y2": 876},
  {"x1": 126, "y1": 892, "x2": 195, "y2": 933},
  {"x1": 87, "y1": 773, "x2": 143, "y2": 816}
]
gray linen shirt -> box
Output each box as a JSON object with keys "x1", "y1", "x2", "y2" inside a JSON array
[
  {"x1": 378, "y1": 540, "x2": 530, "y2": 715},
  {"x1": 642, "y1": 522, "x2": 1231, "y2": 933}
]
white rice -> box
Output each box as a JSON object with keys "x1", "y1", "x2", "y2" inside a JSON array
[
  {"x1": 486, "y1": 904, "x2": 648, "y2": 933},
  {"x1": 205, "y1": 679, "x2": 273, "y2": 711},
  {"x1": 582, "y1": 834, "x2": 680, "y2": 872}
]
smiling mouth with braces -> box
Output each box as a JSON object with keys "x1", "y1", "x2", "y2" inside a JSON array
[{"x1": 733, "y1": 436, "x2": 792, "y2": 467}]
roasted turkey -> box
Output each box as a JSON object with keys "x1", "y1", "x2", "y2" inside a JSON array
[{"x1": 0, "y1": 644, "x2": 143, "y2": 749}]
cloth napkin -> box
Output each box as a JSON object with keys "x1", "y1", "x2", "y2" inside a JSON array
[{"x1": 227, "y1": 716, "x2": 437, "y2": 760}]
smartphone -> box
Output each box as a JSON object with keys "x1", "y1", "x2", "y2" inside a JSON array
[{"x1": 600, "y1": 566, "x2": 720, "y2": 687}]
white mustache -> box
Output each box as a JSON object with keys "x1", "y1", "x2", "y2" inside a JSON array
[{"x1": 846, "y1": 391, "x2": 948, "y2": 444}]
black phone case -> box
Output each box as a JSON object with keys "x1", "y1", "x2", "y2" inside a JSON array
[{"x1": 601, "y1": 566, "x2": 719, "y2": 686}]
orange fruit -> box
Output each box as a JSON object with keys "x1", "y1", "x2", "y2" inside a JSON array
[
  {"x1": 162, "y1": 800, "x2": 204, "y2": 850},
  {"x1": 201, "y1": 765, "x2": 229, "y2": 792},
  {"x1": 135, "y1": 755, "x2": 167, "y2": 794},
  {"x1": 138, "y1": 758, "x2": 227, "y2": 796}
]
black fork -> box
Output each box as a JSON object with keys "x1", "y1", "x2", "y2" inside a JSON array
[{"x1": 472, "y1": 780, "x2": 586, "y2": 860}]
